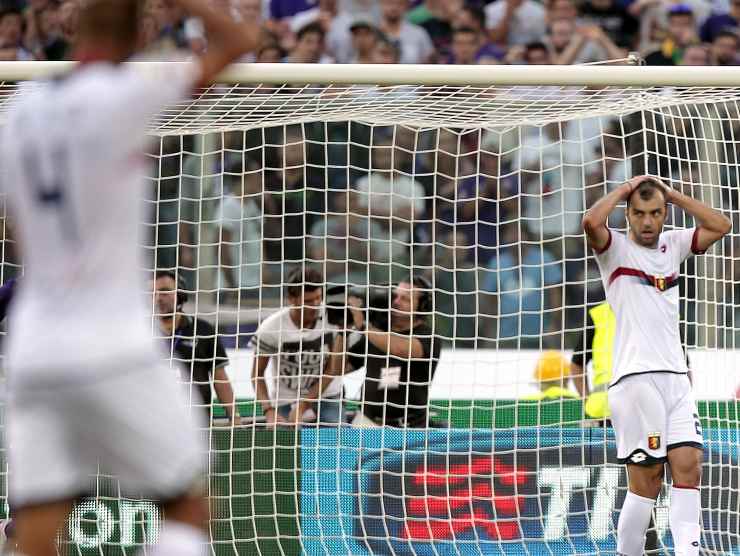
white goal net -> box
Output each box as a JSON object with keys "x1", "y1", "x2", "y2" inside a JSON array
[{"x1": 0, "y1": 64, "x2": 738, "y2": 555}]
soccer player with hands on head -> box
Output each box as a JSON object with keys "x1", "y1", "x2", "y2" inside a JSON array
[
  {"x1": 0, "y1": 0, "x2": 257, "y2": 554},
  {"x1": 583, "y1": 174, "x2": 731, "y2": 556}
]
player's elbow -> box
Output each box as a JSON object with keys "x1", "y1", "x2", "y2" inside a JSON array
[{"x1": 582, "y1": 213, "x2": 596, "y2": 234}]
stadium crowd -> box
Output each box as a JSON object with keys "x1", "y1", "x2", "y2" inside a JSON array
[
  {"x1": 1, "y1": 0, "x2": 737, "y2": 352},
  {"x1": 0, "y1": 0, "x2": 738, "y2": 66}
]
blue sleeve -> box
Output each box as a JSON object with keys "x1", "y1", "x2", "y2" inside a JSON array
[{"x1": 0, "y1": 278, "x2": 17, "y2": 322}]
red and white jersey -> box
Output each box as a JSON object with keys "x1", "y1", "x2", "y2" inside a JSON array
[
  {"x1": 594, "y1": 227, "x2": 702, "y2": 385},
  {"x1": 1, "y1": 61, "x2": 199, "y2": 385}
]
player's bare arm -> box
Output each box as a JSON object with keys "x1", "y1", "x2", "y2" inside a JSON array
[
  {"x1": 657, "y1": 179, "x2": 732, "y2": 251},
  {"x1": 174, "y1": 0, "x2": 259, "y2": 88},
  {"x1": 582, "y1": 175, "x2": 649, "y2": 251}
]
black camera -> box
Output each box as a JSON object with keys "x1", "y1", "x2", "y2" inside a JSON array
[{"x1": 325, "y1": 284, "x2": 393, "y2": 331}]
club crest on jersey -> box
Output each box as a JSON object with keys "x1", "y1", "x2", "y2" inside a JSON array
[
  {"x1": 648, "y1": 433, "x2": 661, "y2": 450},
  {"x1": 655, "y1": 277, "x2": 666, "y2": 291}
]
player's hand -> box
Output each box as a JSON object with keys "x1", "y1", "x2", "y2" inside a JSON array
[
  {"x1": 620, "y1": 174, "x2": 650, "y2": 200},
  {"x1": 264, "y1": 408, "x2": 288, "y2": 428},
  {"x1": 648, "y1": 176, "x2": 675, "y2": 203}
]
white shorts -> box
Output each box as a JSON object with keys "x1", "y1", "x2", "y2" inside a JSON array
[
  {"x1": 6, "y1": 361, "x2": 206, "y2": 508},
  {"x1": 609, "y1": 372, "x2": 703, "y2": 466}
]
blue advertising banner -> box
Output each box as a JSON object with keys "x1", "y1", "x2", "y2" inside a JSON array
[{"x1": 301, "y1": 427, "x2": 740, "y2": 555}]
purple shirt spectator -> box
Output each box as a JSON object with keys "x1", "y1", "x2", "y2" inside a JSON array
[{"x1": 438, "y1": 174, "x2": 517, "y2": 265}]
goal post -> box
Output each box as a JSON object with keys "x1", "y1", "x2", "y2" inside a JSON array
[{"x1": 0, "y1": 62, "x2": 739, "y2": 555}]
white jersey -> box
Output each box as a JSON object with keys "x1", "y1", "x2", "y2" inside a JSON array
[
  {"x1": 250, "y1": 308, "x2": 341, "y2": 407},
  {"x1": 1, "y1": 61, "x2": 199, "y2": 385},
  {"x1": 594, "y1": 228, "x2": 701, "y2": 385}
]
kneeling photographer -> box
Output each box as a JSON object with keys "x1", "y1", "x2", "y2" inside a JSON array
[{"x1": 327, "y1": 276, "x2": 441, "y2": 428}]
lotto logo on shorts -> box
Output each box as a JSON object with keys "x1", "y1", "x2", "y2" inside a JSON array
[{"x1": 648, "y1": 433, "x2": 661, "y2": 450}]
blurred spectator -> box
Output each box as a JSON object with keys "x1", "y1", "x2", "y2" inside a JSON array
[
  {"x1": 501, "y1": 41, "x2": 545, "y2": 64},
  {"x1": 448, "y1": 25, "x2": 503, "y2": 64},
  {"x1": 370, "y1": 33, "x2": 402, "y2": 63},
  {"x1": 266, "y1": 0, "x2": 318, "y2": 47},
  {"x1": 354, "y1": 134, "x2": 425, "y2": 222},
  {"x1": 57, "y1": 0, "x2": 77, "y2": 51},
  {"x1": 0, "y1": 8, "x2": 33, "y2": 60},
  {"x1": 522, "y1": 351, "x2": 579, "y2": 401},
  {"x1": 635, "y1": 0, "x2": 708, "y2": 51},
  {"x1": 24, "y1": 0, "x2": 66, "y2": 60},
  {"x1": 286, "y1": 21, "x2": 332, "y2": 63},
  {"x1": 236, "y1": 0, "x2": 263, "y2": 23},
  {"x1": 644, "y1": 4, "x2": 699, "y2": 65},
  {"x1": 579, "y1": 0, "x2": 639, "y2": 48},
  {"x1": 710, "y1": 28, "x2": 740, "y2": 62},
  {"x1": 547, "y1": 19, "x2": 625, "y2": 64},
  {"x1": 701, "y1": 0, "x2": 740, "y2": 40},
  {"x1": 450, "y1": 4, "x2": 505, "y2": 61},
  {"x1": 257, "y1": 41, "x2": 285, "y2": 62},
  {"x1": 485, "y1": 0, "x2": 547, "y2": 46},
  {"x1": 681, "y1": 41, "x2": 711, "y2": 62},
  {"x1": 405, "y1": 0, "x2": 464, "y2": 59},
  {"x1": 481, "y1": 224, "x2": 563, "y2": 348},
  {"x1": 291, "y1": 0, "x2": 363, "y2": 63},
  {"x1": 352, "y1": 134, "x2": 425, "y2": 282},
  {"x1": 308, "y1": 190, "x2": 388, "y2": 286},
  {"x1": 217, "y1": 161, "x2": 263, "y2": 302},
  {"x1": 263, "y1": 127, "x2": 326, "y2": 280},
  {"x1": 433, "y1": 231, "x2": 478, "y2": 347},
  {"x1": 146, "y1": 0, "x2": 188, "y2": 50},
  {"x1": 348, "y1": 18, "x2": 378, "y2": 63},
  {"x1": 378, "y1": 0, "x2": 434, "y2": 63},
  {"x1": 546, "y1": 0, "x2": 580, "y2": 25}
]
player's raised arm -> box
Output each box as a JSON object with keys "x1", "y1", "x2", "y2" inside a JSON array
[
  {"x1": 660, "y1": 181, "x2": 732, "y2": 252},
  {"x1": 582, "y1": 175, "x2": 648, "y2": 252},
  {"x1": 174, "y1": 0, "x2": 260, "y2": 88}
]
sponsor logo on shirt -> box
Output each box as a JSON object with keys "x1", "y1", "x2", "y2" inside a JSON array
[{"x1": 648, "y1": 433, "x2": 661, "y2": 450}]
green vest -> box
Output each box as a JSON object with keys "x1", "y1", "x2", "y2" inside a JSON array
[{"x1": 584, "y1": 302, "x2": 616, "y2": 418}]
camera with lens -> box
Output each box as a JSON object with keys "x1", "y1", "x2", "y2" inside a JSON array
[{"x1": 325, "y1": 284, "x2": 393, "y2": 331}]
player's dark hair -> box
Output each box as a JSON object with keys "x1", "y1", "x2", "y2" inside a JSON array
[
  {"x1": 286, "y1": 267, "x2": 324, "y2": 298},
  {"x1": 627, "y1": 179, "x2": 667, "y2": 208},
  {"x1": 77, "y1": 0, "x2": 142, "y2": 48}
]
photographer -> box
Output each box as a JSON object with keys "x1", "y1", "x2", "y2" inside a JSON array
[{"x1": 330, "y1": 276, "x2": 441, "y2": 428}]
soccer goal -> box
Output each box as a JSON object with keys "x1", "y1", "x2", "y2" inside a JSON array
[{"x1": 0, "y1": 62, "x2": 739, "y2": 555}]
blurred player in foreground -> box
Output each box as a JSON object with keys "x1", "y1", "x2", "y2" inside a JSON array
[
  {"x1": 0, "y1": 0, "x2": 256, "y2": 553},
  {"x1": 583, "y1": 175, "x2": 731, "y2": 556}
]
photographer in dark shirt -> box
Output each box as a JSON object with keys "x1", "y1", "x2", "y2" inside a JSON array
[
  {"x1": 153, "y1": 270, "x2": 239, "y2": 424},
  {"x1": 330, "y1": 276, "x2": 441, "y2": 427}
]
